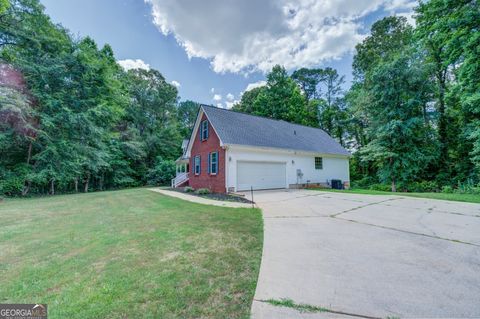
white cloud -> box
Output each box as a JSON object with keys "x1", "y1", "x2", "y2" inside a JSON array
[
  {"x1": 146, "y1": 0, "x2": 415, "y2": 74},
  {"x1": 117, "y1": 59, "x2": 150, "y2": 71},
  {"x1": 384, "y1": 0, "x2": 416, "y2": 11},
  {"x1": 225, "y1": 100, "x2": 239, "y2": 109},
  {"x1": 213, "y1": 94, "x2": 222, "y2": 101},
  {"x1": 245, "y1": 80, "x2": 267, "y2": 92},
  {"x1": 226, "y1": 93, "x2": 235, "y2": 101},
  {"x1": 171, "y1": 80, "x2": 181, "y2": 88},
  {"x1": 384, "y1": 0, "x2": 416, "y2": 25},
  {"x1": 216, "y1": 103, "x2": 223, "y2": 108},
  {"x1": 210, "y1": 88, "x2": 215, "y2": 93}
]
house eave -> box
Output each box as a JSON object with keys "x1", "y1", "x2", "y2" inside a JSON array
[{"x1": 224, "y1": 143, "x2": 351, "y2": 159}]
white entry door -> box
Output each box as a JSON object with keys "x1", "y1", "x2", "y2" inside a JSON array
[{"x1": 237, "y1": 161, "x2": 286, "y2": 191}]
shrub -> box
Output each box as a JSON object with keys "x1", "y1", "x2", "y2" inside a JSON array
[
  {"x1": 404, "y1": 181, "x2": 439, "y2": 193},
  {"x1": 441, "y1": 185, "x2": 453, "y2": 193},
  {"x1": 195, "y1": 188, "x2": 211, "y2": 195},
  {"x1": 351, "y1": 176, "x2": 376, "y2": 189},
  {"x1": 184, "y1": 186, "x2": 194, "y2": 193},
  {"x1": 368, "y1": 183, "x2": 391, "y2": 192},
  {"x1": 0, "y1": 165, "x2": 29, "y2": 196},
  {"x1": 454, "y1": 180, "x2": 480, "y2": 194},
  {"x1": 456, "y1": 186, "x2": 480, "y2": 194},
  {"x1": 0, "y1": 175, "x2": 24, "y2": 196},
  {"x1": 147, "y1": 157, "x2": 176, "y2": 186}
]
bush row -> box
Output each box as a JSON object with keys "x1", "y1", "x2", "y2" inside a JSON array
[
  {"x1": 183, "y1": 186, "x2": 210, "y2": 195},
  {"x1": 352, "y1": 178, "x2": 480, "y2": 194}
]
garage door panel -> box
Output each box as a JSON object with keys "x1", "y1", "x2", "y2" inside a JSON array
[{"x1": 237, "y1": 161, "x2": 286, "y2": 191}]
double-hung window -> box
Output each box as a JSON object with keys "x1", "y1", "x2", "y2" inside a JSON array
[
  {"x1": 200, "y1": 120, "x2": 209, "y2": 141},
  {"x1": 209, "y1": 151, "x2": 218, "y2": 175},
  {"x1": 314, "y1": 157, "x2": 323, "y2": 170},
  {"x1": 194, "y1": 155, "x2": 201, "y2": 175}
]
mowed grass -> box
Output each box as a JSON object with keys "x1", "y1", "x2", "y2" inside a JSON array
[
  {"x1": 314, "y1": 188, "x2": 480, "y2": 203},
  {"x1": 0, "y1": 188, "x2": 263, "y2": 318}
]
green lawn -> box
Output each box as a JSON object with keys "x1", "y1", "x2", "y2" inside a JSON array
[
  {"x1": 0, "y1": 188, "x2": 263, "y2": 318},
  {"x1": 314, "y1": 188, "x2": 480, "y2": 203}
]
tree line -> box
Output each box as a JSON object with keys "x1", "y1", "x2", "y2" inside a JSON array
[
  {"x1": 0, "y1": 0, "x2": 199, "y2": 196},
  {"x1": 1, "y1": 0, "x2": 479, "y2": 196},
  {"x1": 234, "y1": 0, "x2": 479, "y2": 192}
]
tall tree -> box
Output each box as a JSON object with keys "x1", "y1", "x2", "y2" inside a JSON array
[
  {"x1": 291, "y1": 68, "x2": 324, "y2": 100},
  {"x1": 353, "y1": 16, "x2": 413, "y2": 80},
  {"x1": 348, "y1": 16, "x2": 421, "y2": 187},
  {"x1": 177, "y1": 100, "x2": 200, "y2": 138},
  {"x1": 254, "y1": 65, "x2": 304, "y2": 122},
  {"x1": 1, "y1": 0, "x2": 74, "y2": 194},
  {"x1": 416, "y1": 2, "x2": 454, "y2": 176},
  {"x1": 344, "y1": 83, "x2": 371, "y2": 149},
  {"x1": 361, "y1": 51, "x2": 434, "y2": 192},
  {"x1": 458, "y1": 15, "x2": 480, "y2": 178},
  {"x1": 236, "y1": 65, "x2": 318, "y2": 127},
  {"x1": 124, "y1": 68, "x2": 180, "y2": 163},
  {"x1": 317, "y1": 68, "x2": 347, "y2": 144},
  {"x1": 233, "y1": 86, "x2": 266, "y2": 114},
  {"x1": 416, "y1": 0, "x2": 480, "y2": 182},
  {"x1": 0, "y1": 65, "x2": 36, "y2": 195}
]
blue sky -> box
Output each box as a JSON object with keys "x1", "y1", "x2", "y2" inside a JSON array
[{"x1": 41, "y1": 0, "x2": 414, "y2": 107}]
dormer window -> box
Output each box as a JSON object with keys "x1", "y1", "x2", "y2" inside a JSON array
[{"x1": 200, "y1": 120, "x2": 209, "y2": 141}]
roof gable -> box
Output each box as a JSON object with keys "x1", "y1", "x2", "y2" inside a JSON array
[
  {"x1": 201, "y1": 104, "x2": 350, "y2": 157},
  {"x1": 185, "y1": 107, "x2": 223, "y2": 157}
]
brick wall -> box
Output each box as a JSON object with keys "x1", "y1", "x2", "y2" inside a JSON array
[{"x1": 189, "y1": 114, "x2": 226, "y2": 193}]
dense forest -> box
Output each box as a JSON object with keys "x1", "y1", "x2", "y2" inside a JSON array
[
  {"x1": 0, "y1": 0, "x2": 200, "y2": 195},
  {"x1": 0, "y1": 0, "x2": 479, "y2": 196}
]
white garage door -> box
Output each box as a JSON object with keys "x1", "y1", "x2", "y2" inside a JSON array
[{"x1": 237, "y1": 161, "x2": 286, "y2": 191}]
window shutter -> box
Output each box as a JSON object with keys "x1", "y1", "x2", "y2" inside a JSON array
[
  {"x1": 206, "y1": 121, "x2": 209, "y2": 138},
  {"x1": 208, "y1": 153, "x2": 211, "y2": 174},
  {"x1": 199, "y1": 155, "x2": 201, "y2": 174}
]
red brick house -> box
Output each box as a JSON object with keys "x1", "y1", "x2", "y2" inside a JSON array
[{"x1": 172, "y1": 104, "x2": 350, "y2": 193}]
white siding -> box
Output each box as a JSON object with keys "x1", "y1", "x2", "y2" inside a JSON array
[{"x1": 226, "y1": 145, "x2": 349, "y2": 192}]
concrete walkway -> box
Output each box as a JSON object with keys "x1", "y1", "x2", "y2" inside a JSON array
[
  {"x1": 245, "y1": 189, "x2": 480, "y2": 319},
  {"x1": 148, "y1": 188, "x2": 253, "y2": 208}
]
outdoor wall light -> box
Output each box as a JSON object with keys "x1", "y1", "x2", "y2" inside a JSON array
[
  {"x1": 229, "y1": 156, "x2": 232, "y2": 162},
  {"x1": 292, "y1": 160, "x2": 295, "y2": 164}
]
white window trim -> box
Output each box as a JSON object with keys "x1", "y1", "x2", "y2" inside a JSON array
[
  {"x1": 210, "y1": 152, "x2": 218, "y2": 175},
  {"x1": 194, "y1": 155, "x2": 201, "y2": 175},
  {"x1": 314, "y1": 157, "x2": 323, "y2": 170},
  {"x1": 201, "y1": 120, "x2": 208, "y2": 141}
]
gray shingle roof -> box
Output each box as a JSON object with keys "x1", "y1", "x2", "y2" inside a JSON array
[{"x1": 201, "y1": 105, "x2": 350, "y2": 156}]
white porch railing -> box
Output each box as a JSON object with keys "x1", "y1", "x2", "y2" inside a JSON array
[{"x1": 171, "y1": 172, "x2": 189, "y2": 188}]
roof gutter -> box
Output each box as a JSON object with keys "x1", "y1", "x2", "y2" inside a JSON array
[{"x1": 224, "y1": 143, "x2": 352, "y2": 159}]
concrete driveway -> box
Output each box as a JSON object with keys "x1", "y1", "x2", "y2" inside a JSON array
[{"x1": 245, "y1": 190, "x2": 480, "y2": 318}]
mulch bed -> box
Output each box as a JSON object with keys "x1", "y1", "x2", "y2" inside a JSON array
[{"x1": 168, "y1": 187, "x2": 254, "y2": 204}]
